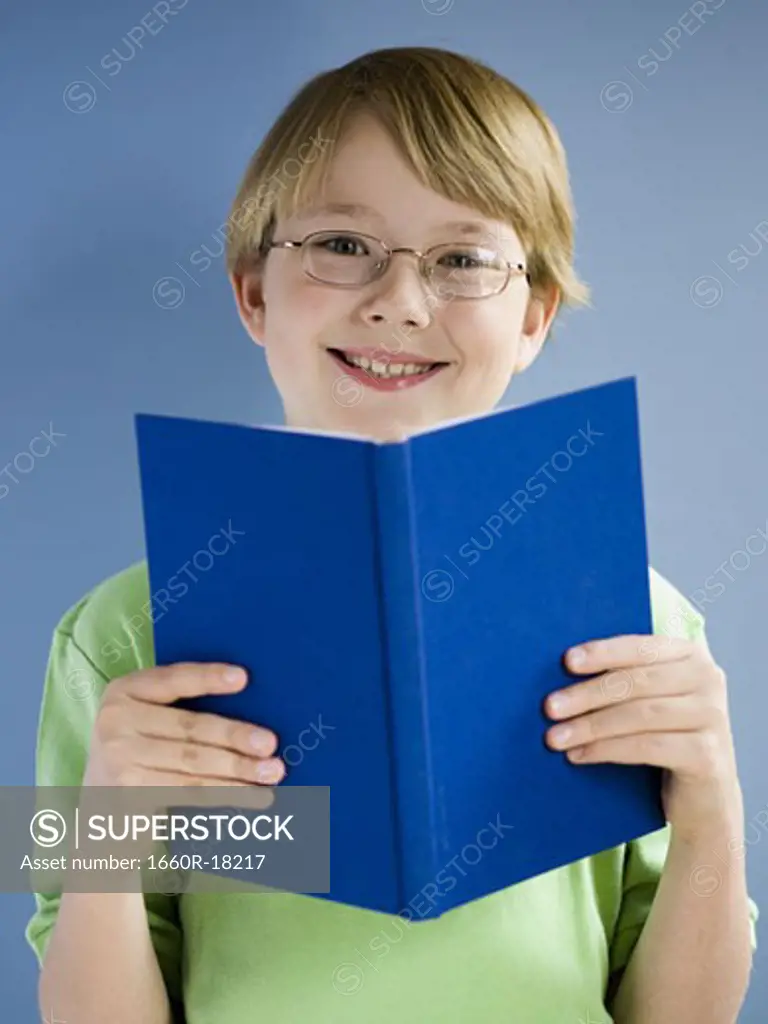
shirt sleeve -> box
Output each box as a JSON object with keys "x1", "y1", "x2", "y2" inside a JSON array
[
  {"x1": 24, "y1": 612, "x2": 185, "y2": 1010},
  {"x1": 609, "y1": 594, "x2": 759, "y2": 975}
]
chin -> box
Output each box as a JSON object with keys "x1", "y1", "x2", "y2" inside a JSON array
[{"x1": 332, "y1": 403, "x2": 446, "y2": 442}]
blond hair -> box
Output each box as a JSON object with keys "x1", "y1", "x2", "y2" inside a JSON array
[{"x1": 225, "y1": 46, "x2": 590, "y2": 312}]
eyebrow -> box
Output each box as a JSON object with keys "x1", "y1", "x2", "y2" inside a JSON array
[{"x1": 293, "y1": 202, "x2": 497, "y2": 238}]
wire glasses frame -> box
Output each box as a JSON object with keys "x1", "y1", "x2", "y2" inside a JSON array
[{"x1": 266, "y1": 229, "x2": 531, "y2": 300}]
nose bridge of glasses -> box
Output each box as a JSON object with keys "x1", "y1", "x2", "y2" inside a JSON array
[
  {"x1": 389, "y1": 245, "x2": 424, "y2": 258},
  {"x1": 375, "y1": 245, "x2": 432, "y2": 284},
  {"x1": 364, "y1": 247, "x2": 436, "y2": 324}
]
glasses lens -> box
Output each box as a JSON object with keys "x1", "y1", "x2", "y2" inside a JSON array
[
  {"x1": 427, "y1": 245, "x2": 509, "y2": 298},
  {"x1": 303, "y1": 231, "x2": 384, "y2": 285}
]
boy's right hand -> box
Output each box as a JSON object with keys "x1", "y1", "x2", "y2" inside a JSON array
[{"x1": 83, "y1": 663, "x2": 285, "y2": 789}]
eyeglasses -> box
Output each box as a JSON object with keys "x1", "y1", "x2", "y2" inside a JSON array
[{"x1": 267, "y1": 230, "x2": 530, "y2": 300}]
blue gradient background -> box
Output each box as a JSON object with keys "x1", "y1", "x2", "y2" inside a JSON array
[{"x1": 1, "y1": 0, "x2": 766, "y2": 1019}]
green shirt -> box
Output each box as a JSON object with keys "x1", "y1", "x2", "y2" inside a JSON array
[{"x1": 26, "y1": 561, "x2": 758, "y2": 1023}]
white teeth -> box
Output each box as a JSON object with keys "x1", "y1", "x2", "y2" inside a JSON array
[{"x1": 341, "y1": 352, "x2": 438, "y2": 379}]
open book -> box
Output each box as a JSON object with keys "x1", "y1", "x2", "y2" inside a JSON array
[{"x1": 135, "y1": 376, "x2": 664, "y2": 918}]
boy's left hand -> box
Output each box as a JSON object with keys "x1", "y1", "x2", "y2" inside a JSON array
[{"x1": 544, "y1": 635, "x2": 743, "y2": 840}]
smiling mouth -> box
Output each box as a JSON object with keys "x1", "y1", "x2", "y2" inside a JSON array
[{"x1": 328, "y1": 348, "x2": 450, "y2": 380}]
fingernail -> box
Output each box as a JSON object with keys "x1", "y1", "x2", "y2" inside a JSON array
[
  {"x1": 249, "y1": 729, "x2": 273, "y2": 755},
  {"x1": 549, "y1": 725, "x2": 572, "y2": 747},
  {"x1": 568, "y1": 647, "x2": 587, "y2": 668},
  {"x1": 255, "y1": 760, "x2": 282, "y2": 783},
  {"x1": 548, "y1": 693, "x2": 567, "y2": 715},
  {"x1": 223, "y1": 667, "x2": 247, "y2": 684}
]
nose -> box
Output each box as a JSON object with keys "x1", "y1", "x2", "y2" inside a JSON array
[{"x1": 357, "y1": 253, "x2": 433, "y2": 331}]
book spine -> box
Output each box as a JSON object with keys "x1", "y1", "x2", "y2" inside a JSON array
[{"x1": 372, "y1": 442, "x2": 438, "y2": 915}]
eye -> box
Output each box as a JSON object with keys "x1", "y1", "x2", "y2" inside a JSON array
[
  {"x1": 436, "y1": 249, "x2": 493, "y2": 271},
  {"x1": 313, "y1": 233, "x2": 370, "y2": 257}
]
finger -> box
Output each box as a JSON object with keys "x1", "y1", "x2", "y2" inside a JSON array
[
  {"x1": 126, "y1": 736, "x2": 286, "y2": 785},
  {"x1": 118, "y1": 663, "x2": 249, "y2": 704},
  {"x1": 119, "y1": 766, "x2": 268, "y2": 787},
  {"x1": 565, "y1": 634, "x2": 693, "y2": 675},
  {"x1": 130, "y1": 703, "x2": 278, "y2": 759},
  {"x1": 563, "y1": 730, "x2": 718, "y2": 776},
  {"x1": 546, "y1": 694, "x2": 709, "y2": 752},
  {"x1": 547, "y1": 660, "x2": 693, "y2": 719}
]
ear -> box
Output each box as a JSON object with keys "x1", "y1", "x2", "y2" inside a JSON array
[
  {"x1": 229, "y1": 266, "x2": 266, "y2": 348},
  {"x1": 515, "y1": 282, "x2": 561, "y2": 374}
]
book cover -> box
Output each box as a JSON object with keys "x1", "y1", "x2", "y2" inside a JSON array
[{"x1": 134, "y1": 375, "x2": 664, "y2": 918}]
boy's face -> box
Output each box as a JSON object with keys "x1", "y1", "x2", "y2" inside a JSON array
[{"x1": 231, "y1": 114, "x2": 559, "y2": 440}]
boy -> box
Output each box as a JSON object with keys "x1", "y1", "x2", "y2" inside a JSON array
[{"x1": 27, "y1": 46, "x2": 757, "y2": 1023}]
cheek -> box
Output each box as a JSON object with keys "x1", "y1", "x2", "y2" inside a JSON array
[
  {"x1": 446, "y1": 299, "x2": 526, "y2": 367},
  {"x1": 269, "y1": 276, "x2": 351, "y2": 343}
]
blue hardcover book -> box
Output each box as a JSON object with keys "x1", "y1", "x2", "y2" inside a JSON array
[{"x1": 135, "y1": 376, "x2": 664, "y2": 919}]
